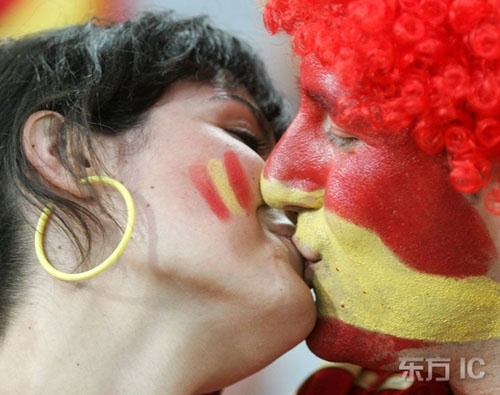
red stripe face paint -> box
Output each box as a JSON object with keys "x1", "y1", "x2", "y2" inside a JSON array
[
  {"x1": 324, "y1": 135, "x2": 495, "y2": 277},
  {"x1": 307, "y1": 317, "x2": 433, "y2": 369},
  {"x1": 224, "y1": 151, "x2": 252, "y2": 211},
  {"x1": 189, "y1": 164, "x2": 230, "y2": 221},
  {"x1": 190, "y1": 151, "x2": 253, "y2": 221}
]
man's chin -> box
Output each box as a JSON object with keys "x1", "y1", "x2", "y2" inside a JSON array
[{"x1": 306, "y1": 316, "x2": 435, "y2": 370}]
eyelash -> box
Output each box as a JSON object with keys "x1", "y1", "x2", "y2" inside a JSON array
[
  {"x1": 304, "y1": 91, "x2": 359, "y2": 149},
  {"x1": 328, "y1": 133, "x2": 358, "y2": 148},
  {"x1": 226, "y1": 128, "x2": 270, "y2": 155},
  {"x1": 324, "y1": 118, "x2": 359, "y2": 149}
]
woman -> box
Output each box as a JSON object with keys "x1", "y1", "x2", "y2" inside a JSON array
[{"x1": 0, "y1": 12, "x2": 316, "y2": 394}]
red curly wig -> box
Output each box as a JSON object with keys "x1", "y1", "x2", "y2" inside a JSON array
[{"x1": 264, "y1": 0, "x2": 500, "y2": 213}]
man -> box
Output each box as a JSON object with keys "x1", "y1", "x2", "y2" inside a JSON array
[{"x1": 261, "y1": 0, "x2": 500, "y2": 393}]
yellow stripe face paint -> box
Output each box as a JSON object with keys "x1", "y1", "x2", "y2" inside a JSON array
[
  {"x1": 295, "y1": 208, "x2": 500, "y2": 343},
  {"x1": 207, "y1": 159, "x2": 245, "y2": 216},
  {"x1": 260, "y1": 176, "x2": 325, "y2": 210},
  {"x1": 190, "y1": 152, "x2": 252, "y2": 221}
]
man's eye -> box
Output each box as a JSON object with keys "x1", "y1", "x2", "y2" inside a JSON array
[
  {"x1": 329, "y1": 134, "x2": 359, "y2": 147},
  {"x1": 324, "y1": 117, "x2": 359, "y2": 148}
]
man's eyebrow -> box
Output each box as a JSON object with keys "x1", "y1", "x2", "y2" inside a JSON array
[
  {"x1": 304, "y1": 88, "x2": 336, "y2": 115},
  {"x1": 209, "y1": 93, "x2": 269, "y2": 132},
  {"x1": 299, "y1": 62, "x2": 339, "y2": 114}
]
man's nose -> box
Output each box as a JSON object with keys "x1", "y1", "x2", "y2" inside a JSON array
[{"x1": 261, "y1": 120, "x2": 328, "y2": 210}]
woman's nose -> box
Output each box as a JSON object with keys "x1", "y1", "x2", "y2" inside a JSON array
[{"x1": 261, "y1": 123, "x2": 327, "y2": 211}]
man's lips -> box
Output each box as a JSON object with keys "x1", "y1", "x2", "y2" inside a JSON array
[
  {"x1": 291, "y1": 236, "x2": 321, "y2": 263},
  {"x1": 291, "y1": 236, "x2": 321, "y2": 286}
]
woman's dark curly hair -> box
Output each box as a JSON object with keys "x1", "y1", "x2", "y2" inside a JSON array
[
  {"x1": 0, "y1": 11, "x2": 288, "y2": 335},
  {"x1": 265, "y1": 0, "x2": 500, "y2": 212}
]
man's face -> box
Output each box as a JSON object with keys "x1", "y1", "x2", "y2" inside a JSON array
[{"x1": 261, "y1": 56, "x2": 500, "y2": 368}]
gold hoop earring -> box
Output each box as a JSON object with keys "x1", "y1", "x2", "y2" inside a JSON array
[{"x1": 35, "y1": 176, "x2": 135, "y2": 282}]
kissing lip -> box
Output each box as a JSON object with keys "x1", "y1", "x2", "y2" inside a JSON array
[
  {"x1": 258, "y1": 207, "x2": 305, "y2": 276},
  {"x1": 291, "y1": 236, "x2": 321, "y2": 264},
  {"x1": 274, "y1": 233, "x2": 306, "y2": 278},
  {"x1": 291, "y1": 237, "x2": 321, "y2": 287},
  {"x1": 268, "y1": 223, "x2": 295, "y2": 240}
]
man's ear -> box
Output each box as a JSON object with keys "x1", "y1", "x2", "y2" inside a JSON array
[{"x1": 23, "y1": 111, "x2": 91, "y2": 198}]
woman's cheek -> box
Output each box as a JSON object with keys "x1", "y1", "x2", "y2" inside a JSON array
[{"x1": 189, "y1": 150, "x2": 253, "y2": 221}]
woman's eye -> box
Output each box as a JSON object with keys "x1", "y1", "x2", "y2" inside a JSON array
[{"x1": 226, "y1": 128, "x2": 270, "y2": 156}]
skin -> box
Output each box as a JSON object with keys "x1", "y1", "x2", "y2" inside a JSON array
[
  {"x1": 0, "y1": 81, "x2": 316, "y2": 394},
  {"x1": 261, "y1": 55, "x2": 500, "y2": 393}
]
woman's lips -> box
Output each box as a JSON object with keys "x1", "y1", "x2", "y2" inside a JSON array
[
  {"x1": 258, "y1": 207, "x2": 305, "y2": 276},
  {"x1": 277, "y1": 234, "x2": 305, "y2": 276},
  {"x1": 267, "y1": 222, "x2": 295, "y2": 239}
]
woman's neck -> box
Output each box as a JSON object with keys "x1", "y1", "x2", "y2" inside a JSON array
[{"x1": 0, "y1": 271, "x2": 234, "y2": 394}]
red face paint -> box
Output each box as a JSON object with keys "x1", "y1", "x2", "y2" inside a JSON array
[
  {"x1": 189, "y1": 164, "x2": 230, "y2": 221},
  {"x1": 262, "y1": 56, "x2": 498, "y2": 364},
  {"x1": 263, "y1": 89, "x2": 332, "y2": 192},
  {"x1": 224, "y1": 151, "x2": 252, "y2": 212},
  {"x1": 321, "y1": 132, "x2": 495, "y2": 277},
  {"x1": 266, "y1": 57, "x2": 497, "y2": 277},
  {"x1": 307, "y1": 317, "x2": 433, "y2": 369}
]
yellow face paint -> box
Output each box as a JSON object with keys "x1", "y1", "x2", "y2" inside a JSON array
[
  {"x1": 295, "y1": 208, "x2": 500, "y2": 343},
  {"x1": 260, "y1": 176, "x2": 325, "y2": 210},
  {"x1": 207, "y1": 159, "x2": 245, "y2": 216},
  {"x1": 190, "y1": 152, "x2": 252, "y2": 221}
]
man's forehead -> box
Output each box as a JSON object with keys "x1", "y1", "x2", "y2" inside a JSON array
[
  {"x1": 298, "y1": 55, "x2": 402, "y2": 144},
  {"x1": 299, "y1": 56, "x2": 340, "y2": 97}
]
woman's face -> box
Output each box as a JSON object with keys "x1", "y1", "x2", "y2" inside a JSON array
[{"x1": 108, "y1": 80, "x2": 315, "y2": 359}]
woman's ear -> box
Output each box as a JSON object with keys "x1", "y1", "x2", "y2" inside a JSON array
[{"x1": 22, "y1": 111, "x2": 91, "y2": 198}]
